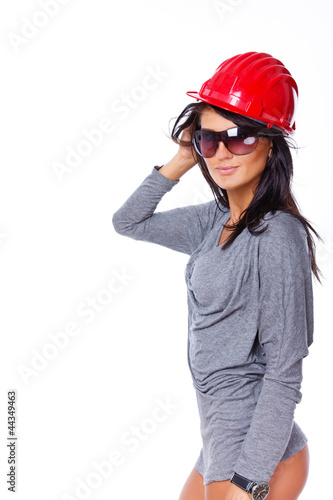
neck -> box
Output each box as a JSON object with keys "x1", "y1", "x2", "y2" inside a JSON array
[{"x1": 226, "y1": 188, "x2": 255, "y2": 224}]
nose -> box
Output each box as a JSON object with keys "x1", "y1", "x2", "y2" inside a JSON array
[{"x1": 215, "y1": 141, "x2": 233, "y2": 159}]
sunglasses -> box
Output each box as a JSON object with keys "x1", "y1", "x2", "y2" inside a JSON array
[{"x1": 192, "y1": 127, "x2": 266, "y2": 158}]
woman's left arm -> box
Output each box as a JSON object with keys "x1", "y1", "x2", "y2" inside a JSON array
[{"x1": 231, "y1": 212, "x2": 314, "y2": 485}]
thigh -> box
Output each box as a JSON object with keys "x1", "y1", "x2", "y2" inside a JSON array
[
  {"x1": 204, "y1": 444, "x2": 309, "y2": 500},
  {"x1": 178, "y1": 467, "x2": 205, "y2": 500},
  {"x1": 205, "y1": 478, "x2": 232, "y2": 500},
  {"x1": 268, "y1": 444, "x2": 310, "y2": 500}
]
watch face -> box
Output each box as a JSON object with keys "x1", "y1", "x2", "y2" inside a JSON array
[{"x1": 252, "y1": 482, "x2": 270, "y2": 500}]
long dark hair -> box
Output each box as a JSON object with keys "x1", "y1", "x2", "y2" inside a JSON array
[{"x1": 170, "y1": 102, "x2": 323, "y2": 282}]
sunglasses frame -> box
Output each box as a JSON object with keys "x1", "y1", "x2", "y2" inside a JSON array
[{"x1": 192, "y1": 126, "x2": 267, "y2": 158}]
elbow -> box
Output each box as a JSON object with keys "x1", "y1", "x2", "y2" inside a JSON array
[
  {"x1": 112, "y1": 210, "x2": 139, "y2": 238},
  {"x1": 263, "y1": 375, "x2": 303, "y2": 406},
  {"x1": 112, "y1": 211, "x2": 127, "y2": 236}
]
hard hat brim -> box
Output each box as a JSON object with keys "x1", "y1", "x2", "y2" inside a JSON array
[
  {"x1": 186, "y1": 90, "x2": 269, "y2": 126},
  {"x1": 186, "y1": 90, "x2": 295, "y2": 134},
  {"x1": 186, "y1": 91, "x2": 202, "y2": 100}
]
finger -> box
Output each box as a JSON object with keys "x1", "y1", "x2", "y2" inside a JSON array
[{"x1": 180, "y1": 127, "x2": 192, "y2": 142}]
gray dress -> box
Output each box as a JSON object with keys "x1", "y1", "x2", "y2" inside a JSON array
[{"x1": 112, "y1": 166, "x2": 313, "y2": 484}]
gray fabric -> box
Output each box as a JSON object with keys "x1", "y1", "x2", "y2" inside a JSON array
[{"x1": 112, "y1": 166, "x2": 314, "y2": 484}]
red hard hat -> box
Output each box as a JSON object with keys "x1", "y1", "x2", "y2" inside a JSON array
[{"x1": 187, "y1": 52, "x2": 298, "y2": 134}]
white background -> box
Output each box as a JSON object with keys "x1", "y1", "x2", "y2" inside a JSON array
[{"x1": 1, "y1": 1, "x2": 332, "y2": 499}]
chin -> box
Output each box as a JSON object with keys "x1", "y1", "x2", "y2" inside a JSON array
[{"x1": 212, "y1": 178, "x2": 238, "y2": 190}]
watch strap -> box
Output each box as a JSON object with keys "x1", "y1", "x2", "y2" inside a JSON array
[{"x1": 230, "y1": 472, "x2": 256, "y2": 493}]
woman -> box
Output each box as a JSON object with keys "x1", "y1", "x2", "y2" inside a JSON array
[{"x1": 112, "y1": 52, "x2": 321, "y2": 500}]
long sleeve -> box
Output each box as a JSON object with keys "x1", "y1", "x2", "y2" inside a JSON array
[
  {"x1": 112, "y1": 166, "x2": 221, "y2": 255},
  {"x1": 233, "y1": 212, "x2": 314, "y2": 482}
]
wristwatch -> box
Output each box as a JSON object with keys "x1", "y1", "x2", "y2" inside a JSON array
[{"x1": 230, "y1": 472, "x2": 270, "y2": 499}]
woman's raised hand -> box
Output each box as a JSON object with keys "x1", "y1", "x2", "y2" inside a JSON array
[
  {"x1": 158, "y1": 127, "x2": 198, "y2": 181},
  {"x1": 225, "y1": 483, "x2": 252, "y2": 500}
]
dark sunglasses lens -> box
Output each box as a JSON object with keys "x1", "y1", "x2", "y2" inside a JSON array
[
  {"x1": 194, "y1": 130, "x2": 218, "y2": 158},
  {"x1": 194, "y1": 128, "x2": 259, "y2": 157},
  {"x1": 226, "y1": 129, "x2": 259, "y2": 155}
]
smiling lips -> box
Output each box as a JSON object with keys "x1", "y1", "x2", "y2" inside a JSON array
[{"x1": 216, "y1": 166, "x2": 238, "y2": 175}]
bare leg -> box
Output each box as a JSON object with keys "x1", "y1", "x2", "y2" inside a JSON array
[
  {"x1": 178, "y1": 467, "x2": 205, "y2": 500},
  {"x1": 204, "y1": 444, "x2": 309, "y2": 500},
  {"x1": 268, "y1": 444, "x2": 309, "y2": 500}
]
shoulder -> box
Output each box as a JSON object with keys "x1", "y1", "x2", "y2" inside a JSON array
[
  {"x1": 260, "y1": 210, "x2": 308, "y2": 248},
  {"x1": 192, "y1": 199, "x2": 228, "y2": 225},
  {"x1": 258, "y1": 211, "x2": 310, "y2": 267}
]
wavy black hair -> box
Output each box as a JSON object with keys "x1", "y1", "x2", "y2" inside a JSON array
[{"x1": 170, "y1": 102, "x2": 323, "y2": 282}]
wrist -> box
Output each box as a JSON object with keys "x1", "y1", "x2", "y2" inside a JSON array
[
  {"x1": 227, "y1": 483, "x2": 253, "y2": 500},
  {"x1": 158, "y1": 154, "x2": 196, "y2": 181},
  {"x1": 230, "y1": 472, "x2": 270, "y2": 500}
]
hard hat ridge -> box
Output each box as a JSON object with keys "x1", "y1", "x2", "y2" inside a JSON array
[{"x1": 186, "y1": 52, "x2": 298, "y2": 134}]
